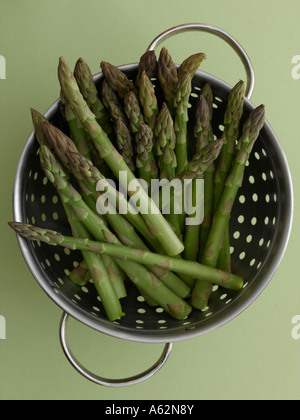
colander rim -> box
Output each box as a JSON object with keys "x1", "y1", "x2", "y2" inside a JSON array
[{"x1": 12, "y1": 64, "x2": 294, "y2": 343}]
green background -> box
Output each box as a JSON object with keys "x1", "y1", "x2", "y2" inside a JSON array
[{"x1": 1, "y1": 0, "x2": 299, "y2": 400}]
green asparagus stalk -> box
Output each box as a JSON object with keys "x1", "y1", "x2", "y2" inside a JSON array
[
  {"x1": 135, "y1": 123, "x2": 159, "y2": 186},
  {"x1": 201, "y1": 82, "x2": 214, "y2": 116},
  {"x1": 38, "y1": 144, "x2": 145, "y2": 304},
  {"x1": 183, "y1": 135, "x2": 223, "y2": 262},
  {"x1": 39, "y1": 144, "x2": 127, "y2": 299},
  {"x1": 60, "y1": 150, "x2": 189, "y2": 298},
  {"x1": 192, "y1": 104, "x2": 265, "y2": 310},
  {"x1": 60, "y1": 95, "x2": 108, "y2": 176},
  {"x1": 155, "y1": 102, "x2": 177, "y2": 180},
  {"x1": 114, "y1": 117, "x2": 136, "y2": 173},
  {"x1": 183, "y1": 94, "x2": 210, "y2": 262},
  {"x1": 157, "y1": 48, "x2": 178, "y2": 113},
  {"x1": 39, "y1": 144, "x2": 125, "y2": 317},
  {"x1": 64, "y1": 151, "x2": 190, "y2": 298},
  {"x1": 101, "y1": 61, "x2": 137, "y2": 99},
  {"x1": 9, "y1": 221, "x2": 244, "y2": 292},
  {"x1": 124, "y1": 91, "x2": 144, "y2": 134},
  {"x1": 214, "y1": 81, "x2": 246, "y2": 272},
  {"x1": 178, "y1": 138, "x2": 224, "y2": 181},
  {"x1": 179, "y1": 137, "x2": 224, "y2": 250},
  {"x1": 214, "y1": 80, "x2": 246, "y2": 204},
  {"x1": 58, "y1": 56, "x2": 184, "y2": 256},
  {"x1": 74, "y1": 58, "x2": 112, "y2": 135},
  {"x1": 34, "y1": 115, "x2": 93, "y2": 213},
  {"x1": 193, "y1": 94, "x2": 211, "y2": 153},
  {"x1": 135, "y1": 50, "x2": 158, "y2": 87},
  {"x1": 68, "y1": 260, "x2": 91, "y2": 286},
  {"x1": 174, "y1": 72, "x2": 192, "y2": 176},
  {"x1": 31, "y1": 108, "x2": 52, "y2": 148},
  {"x1": 65, "y1": 202, "x2": 125, "y2": 321},
  {"x1": 64, "y1": 145, "x2": 188, "y2": 297},
  {"x1": 39, "y1": 144, "x2": 192, "y2": 318},
  {"x1": 194, "y1": 93, "x2": 216, "y2": 260},
  {"x1": 60, "y1": 92, "x2": 93, "y2": 159},
  {"x1": 177, "y1": 53, "x2": 206, "y2": 80},
  {"x1": 198, "y1": 83, "x2": 214, "y2": 144},
  {"x1": 34, "y1": 111, "x2": 78, "y2": 172},
  {"x1": 101, "y1": 79, "x2": 127, "y2": 124},
  {"x1": 138, "y1": 70, "x2": 159, "y2": 130},
  {"x1": 15, "y1": 221, "x2": 192, "y2": 319},
  {"x1": 65, "y1": 151, "x2": 161, "y2": 250},
  {"x1": 43, "y1": 113, "x2": 144, "y2": 242},
  {"x1": 183, "y1": 178, "x2": 203, "y2": 262},
  {"x1": 153, "y1": 102, "x2": 181, "y2": 239},
  {"x1": 38, "y1": 116, "x2": 154, "y2": 249}
]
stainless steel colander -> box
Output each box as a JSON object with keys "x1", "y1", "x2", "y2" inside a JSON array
[{"x1": 12, "y1": 24, "x2": 293, "y2": 387}]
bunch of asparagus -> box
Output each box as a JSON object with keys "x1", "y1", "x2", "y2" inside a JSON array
[{"x1": 9, "y1": 48, "x2": 265, "y2": 321}]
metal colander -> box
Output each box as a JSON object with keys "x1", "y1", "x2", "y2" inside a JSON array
[{"x1": 12, "y1": 24, "x2": 293, "y2": 387}]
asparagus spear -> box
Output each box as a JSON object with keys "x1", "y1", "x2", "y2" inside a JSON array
[
  {"x1": 39, "y1": 144, "x2": 126, "y2": 315},
  {"x1": 9, "y1": 222, "x2": 244, "y2": 292},
  {"x1": 33, "y1": 113, "x2": 93, "y2": 210},
  {"x1": 114, "y1": 117, "x2": 136, "y2": 172},
  {"x1": 192, "y1": 104, "x2": 265, "y2": 310},
  {"x1": 214, "y1": 81, "x2": 246, "y2": 271},
  {"x1": 193, "y1": 94, "x2": 211, "y2": 153},
  {"x1": 38, "y1": 145, "x2": 192, "y2": 319},
  {"x1": 64, "y1": 144, "x2": 187, "y2": 297},
  {"x1": 124, "y1": 91, "x2": 144, "y2": 134},
  {"x1": 153, "y1": 102, "x2": 181, "y2": 238},
  {"x1": 174, "y1": 72, "x2": 192, "y2": 175},
  {"x1": 178, "y1": 138, "x2": 224, "y2": 181},
  {"x1": 33, "y1": 110, "x2": 78, "y2": 172},
  {"x1": 65, "y1": 202, "x2": 125, "y2": 321},
  {"x1": 65, "y1": 150, "x2": 190, "y2": 298},
  {"x1": 38, "y1": 118, "x2": 156, "y2": 250},
  {"x1": 135, "y1": 123, "x2": 159, "y2": 186},
  {"x1": 183, "y1": 135, "x2": 223, "y2": 262},
  {"x1": 214, "y1": 80, "x2": 246, "y2": 204},
  {"x1": 135, "y1": 50, "x2": 158, "y2": 87},
  {"x1": 39, "y1": 144, "x2": 127, "y2": 299},
  {"x1": 58, "y1": 56, "x2": 184, "y2": 256},
  {"x1": 62, "y1": 152, "x2": 189, "y2": 298},
  {"x1": 157, "y1": 48, "x2": 178, "y2": 112},
  {"x1": 194, "y1": 93, "x2": 216, "y2": 261},
  {"x1": 19, "y1": 221, "x2": 192, "y2": 319},
  {"x1": 101, "y1": 61, "x2": 137, "y2": 99},
  {"x1": 101, "y1": 79, "x2": 127, "y2": 124},
  {"x1": 31, "y1": 108, "x2": 52, "y2": 148},
  {"x1": 74, "y1": 58, "x2": 112, "y2": 135},
  {"x1": 182, "y1": 175, "x2": 200, "y2": 262},
  {"x1": 67, "y1": 260, "x2": 91, "y2": 286},
  {"x1": 39, "y1": 118, "x2": 158, "y2": 251},
  {"x1": 155, "y1": 102, "x2": 177, "y2": 180},
  {"x1": 66, "y1": 151, "x2": 162, "y2": 249},
  {"x1": 183, "y1": 94, "x2": 211, "y2": 262},
  {"x1": 60, "y1": 92, "x2": 93, "y2": 159},
  {"x1": 138, "y1": 70, "x2": 159, "y2": 130},
  {"x1": 175, "y1": 138, "x2": 224, "y2": 240},
  {"x1": 177, "y1": 53, "x2": 206, "y2": 80},
  {"x1": 201, "y1": 82, "x2": 214, "y2": 116}
]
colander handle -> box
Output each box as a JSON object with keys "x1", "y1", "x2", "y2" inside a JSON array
[
  {"x1": 147, "y1": 23, "x2": 255, "y2": 100},
  {"x1": 59, "y1": 312, "x2": 173, "y2": 387}
]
